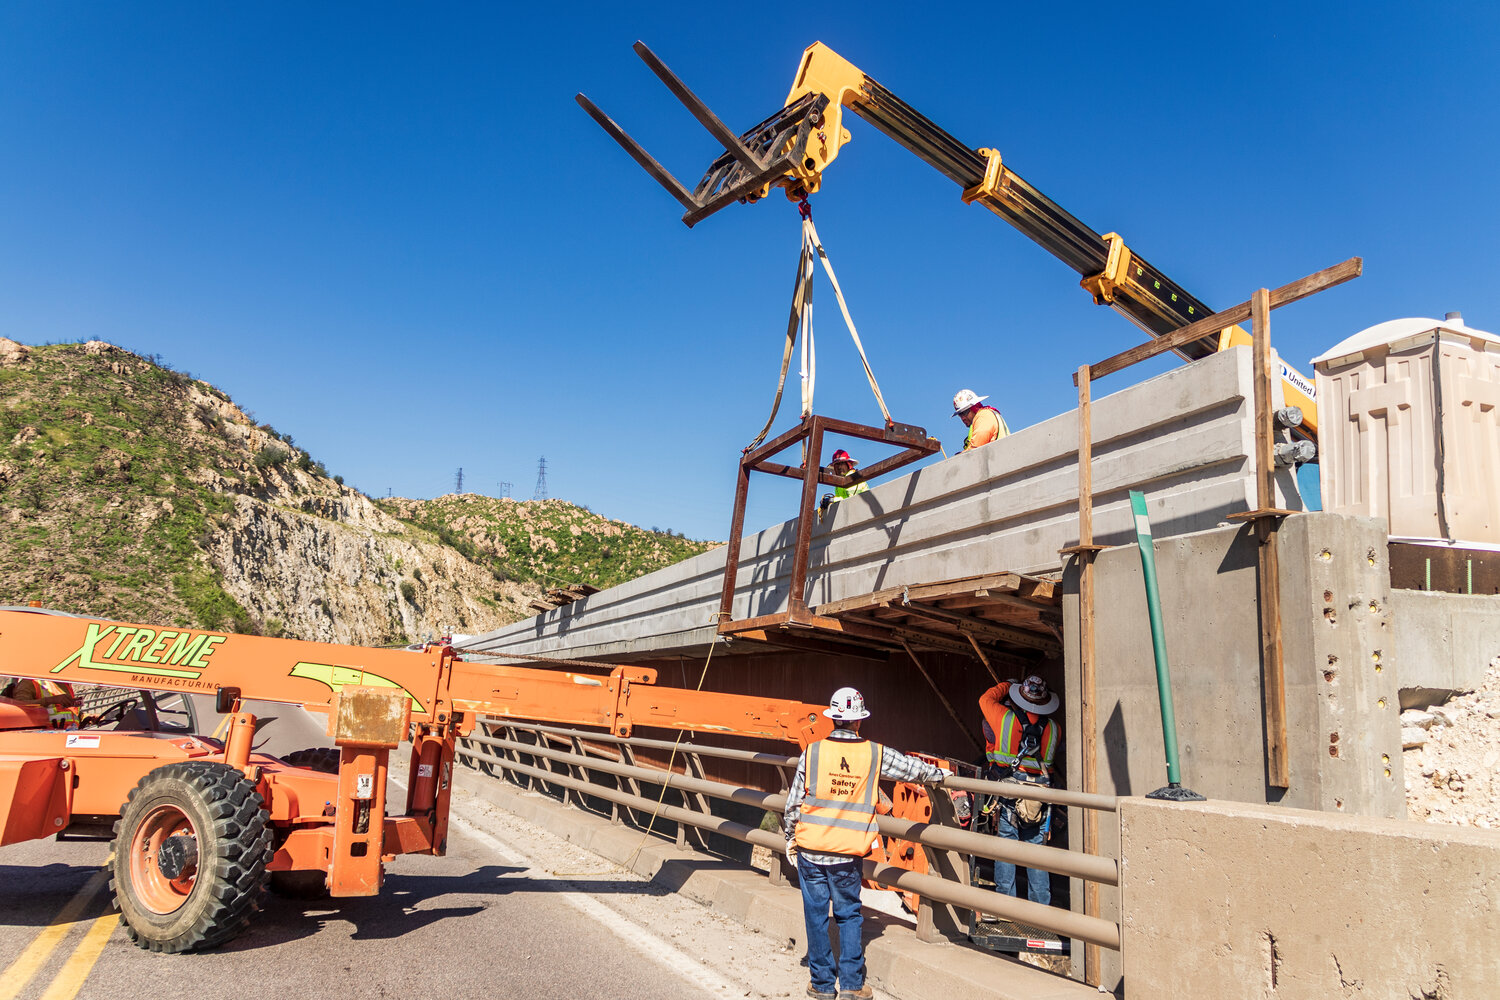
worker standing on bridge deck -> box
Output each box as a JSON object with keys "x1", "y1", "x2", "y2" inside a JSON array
[
  {"x1": 979, "y1": 676, "x2": 1059, "y2": 908},
  {"x1": 953, "y1": 388, "x2": 1009, "y2": 451},
  {"x1": 784, "y1": 686, "x2": 949, "y2": 1000}
]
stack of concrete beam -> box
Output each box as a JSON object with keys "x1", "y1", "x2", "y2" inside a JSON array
[{"x1": 467, "y1": 346, "x2": 1302, "y2": 661}]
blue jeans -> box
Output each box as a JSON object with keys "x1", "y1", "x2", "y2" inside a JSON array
[
  {"x1": 994, "y1": 812, "x2": 1051, "y2": 906},
  {"x1": 797, "y1": 856, "x2": 864, "y2": 993}
]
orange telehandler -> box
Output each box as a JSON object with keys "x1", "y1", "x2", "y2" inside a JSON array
[{"x1": 0, "y1": 607, "x2": 831, "y2": 952}]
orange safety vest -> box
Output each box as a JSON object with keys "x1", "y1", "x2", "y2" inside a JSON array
[
  {"x1": 963, "y1": 405, "x2": 1009, "y2": 451},
  {"x1": 793, "y1": 738, "x2": 885, "y2": 856}
]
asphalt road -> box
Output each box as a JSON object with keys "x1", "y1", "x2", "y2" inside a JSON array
[{"x1": 1, "y1": 704, "x2": 815, "y2": 1000}]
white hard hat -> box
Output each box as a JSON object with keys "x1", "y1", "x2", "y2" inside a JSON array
[
  {"x1": 952, "y1": 389, "x2": 989, "y2": 416},
  {"x1": 824, "y1": 686, "x2": 870, "y2": 721}
]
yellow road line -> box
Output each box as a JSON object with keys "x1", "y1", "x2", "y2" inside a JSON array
[
  {"x1": 37, "y1": 912, "x2": 118, "y2": 1000},
  {"x1": 0, "y1": 870, "x2": 109, "y2": 1000}
]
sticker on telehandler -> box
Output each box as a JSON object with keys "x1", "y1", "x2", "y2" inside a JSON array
[
  {"x1": 65, "y1": 734, "x2": 101, "y2": 748},
  {"x1": 356, "y1": 774, "x2": 374, "y2": 800},
  {"x1": 417, "y1": 764, "x2": 435, "y2": 778}
]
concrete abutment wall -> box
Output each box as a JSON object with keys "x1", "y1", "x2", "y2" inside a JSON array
[{"x1": 1118, "y1": 796, "x2": 1500, "y2": 999}]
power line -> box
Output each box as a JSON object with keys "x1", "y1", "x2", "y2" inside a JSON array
[{"x1": 533, "y1": 456, "x2": 548, "y2": 501}]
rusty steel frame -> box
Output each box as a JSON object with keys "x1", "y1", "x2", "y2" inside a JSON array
[{"x1": 717, "y1": 414, "x2": 939, "y2": 634}]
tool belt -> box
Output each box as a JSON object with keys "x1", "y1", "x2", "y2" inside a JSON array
[{"x1": 985, "y1": 762, "x2": 1051, "y2": 829}]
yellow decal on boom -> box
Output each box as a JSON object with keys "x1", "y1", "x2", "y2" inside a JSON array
[
  {"x1": 50, "y1": 623, "x2": 226, "y2": 680},
  {"x1": 289, "y1": 662, "x2": 426, "y2": 713}
]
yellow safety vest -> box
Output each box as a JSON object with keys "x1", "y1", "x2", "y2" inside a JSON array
[{"x1": 793, "y1": 738, "x2": 884, "y2": 856}]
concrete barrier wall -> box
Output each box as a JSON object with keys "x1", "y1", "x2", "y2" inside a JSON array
[
  {"x1": 1060, "y1": 511, "x2": 1403, "y2": 991},
  {"x1": 471, "y1": 347, "x2": 1302, "y2": 661},
  {"x1": 1390, "y1": 588, "x2": 1500, "y2": 707},
  {"x1": 1118, "y1": 796, "x2": 1500, "y2": 999}
]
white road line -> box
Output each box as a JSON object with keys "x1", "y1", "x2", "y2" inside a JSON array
[{"x1": 391, "y1": 777, "x2": 743, "y2": 995}]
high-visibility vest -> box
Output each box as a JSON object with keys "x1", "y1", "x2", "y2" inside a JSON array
[
  {"x1": 964, "y1": 406, "x2": 1009, "y2": 451},
  {"x1": 833, "y1": 482, "x2": 869, "y2": 500},
  {"x1": 10, "y1": 678, "x2": 80, "y2": 730},
  {"x1": 984, "y1": 708, "x2": 1054, "y2": 777},
  {"x1": 793, "y1": 738, "x2": 885, "y2": 856}
]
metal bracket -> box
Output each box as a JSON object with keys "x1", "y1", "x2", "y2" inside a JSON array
[
  {"x1": 960, "y1": 147, "x2": 1004, "y2": 204},
  {"x1": 1080, "y1": 232, "x2": 1134, "y2": 306}
]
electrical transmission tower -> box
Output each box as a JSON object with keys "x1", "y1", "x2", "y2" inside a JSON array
[
  {"x1": 532, "y1": 457, "x2": 548, "y2": 500},
  {"x1": 454, "y1": 467, "x2": 464, "y2": 493},
  {"x1": 497, "y1": 481, "x2": 512, "y2": 499}
]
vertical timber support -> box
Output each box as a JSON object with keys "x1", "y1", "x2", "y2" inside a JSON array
[
  {"x1": 1251, "y1": 288, "x2": 1291, "y2": 789},
  {"x1": 1075, "y1": 363, "x2": 1102, "y2": 988}
]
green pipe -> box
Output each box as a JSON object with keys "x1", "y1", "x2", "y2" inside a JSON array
[{"x1": 1129, "y1": 490, "x2": 1185, "y2": 787}]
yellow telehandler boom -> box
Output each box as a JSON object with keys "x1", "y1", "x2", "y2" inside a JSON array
[{"x1": 577, "y1": 41, "x2": 1320, "y2": 438}]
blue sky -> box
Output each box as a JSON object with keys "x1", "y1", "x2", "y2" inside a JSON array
[{"x1": 2, "y1": 3, "x2": 1496, "y2": 540}]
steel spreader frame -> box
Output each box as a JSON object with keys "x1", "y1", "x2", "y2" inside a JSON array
[{"x1": 717, "y1": 415, "x2": 940, "y2": 634}]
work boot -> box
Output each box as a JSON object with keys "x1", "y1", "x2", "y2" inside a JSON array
[
  {"x1": 806, "y1": 987, "x2": 836, "y2": 999},
  {"x1": 839, "y1": 986, "x2": 874, "y2": 1000}
]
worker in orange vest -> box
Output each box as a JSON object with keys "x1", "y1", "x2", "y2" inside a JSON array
[
  {"x1": 1, "y1": 677, "x2": 82, "y2": 729},
  {"x1": 783, "y1": 687, "x2": 949, "y2": 1000},
  {"x1": 952, "y1": 388, "x2": 1010, "y2": 451},
  {"x1": 978, "y1": 675, "x2": 1059, "y2": 907}
]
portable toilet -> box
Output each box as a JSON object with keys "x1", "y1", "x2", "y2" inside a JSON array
[{"x1": 1312, "y1": 313, "x2": 1500, "y2": 545}]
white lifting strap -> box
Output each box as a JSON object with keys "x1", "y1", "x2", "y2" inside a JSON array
[{"x1": 746, "y1": 214, "x2": 893, "y2": 452}]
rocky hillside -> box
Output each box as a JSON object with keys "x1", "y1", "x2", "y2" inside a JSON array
[
  {"x1": 0, "y1": 338, "x2": 713, "y2": 646},
  {"x1": 380, "y1": 495, "x2": 715, "y2": 590}
]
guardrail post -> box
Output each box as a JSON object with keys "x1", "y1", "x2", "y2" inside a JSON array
[
  {"x1": 914, "y1": 789, "x2": 972, "y2": 943},
  {"x1": 769, "y1": 766, "x2": 792, "y2": 887},
  {"x1": 618, "y1": 743, "x2": 645, "y2": 829}
]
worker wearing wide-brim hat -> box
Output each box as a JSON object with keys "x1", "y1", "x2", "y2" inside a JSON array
[
  {"x1": 952, "y1": 389, "x2": 1009, "y2": 451},
  {"x1": 978, "y1": 674, "x2": 1060, "y2": 908}
]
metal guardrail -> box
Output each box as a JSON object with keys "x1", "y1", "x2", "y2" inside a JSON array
[{"x1": 457, "y1": 718, "x2": 1122, "y2": 952}]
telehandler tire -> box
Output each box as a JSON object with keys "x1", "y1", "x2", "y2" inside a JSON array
[
  {"x1": 267, "y1": 747, "x2": 340, "y2": 899},
  {"x1": 110, "y1": 761, "x2": 272, "y2": 953}
]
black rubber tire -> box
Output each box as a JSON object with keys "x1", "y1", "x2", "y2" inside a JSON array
[
  {"x1": 281, "y1": 747, "x2": 340, "y2": 774},
  {"x1": 110, "y1": 761, "x2": 272, "y2": 953},
  {"x1": 268, "y1": 747, "x2": 339, "y2": 899}
]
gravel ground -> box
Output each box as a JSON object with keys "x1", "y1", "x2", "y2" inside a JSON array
[{"x1": 1402, "y1": 655, "x2": 1500, "y2": 828}]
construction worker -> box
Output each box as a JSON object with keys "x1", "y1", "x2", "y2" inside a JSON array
[
  {"x1": 1, "y1": 677, "x2": 81, "y2": 729},
  {"x1": 819, "y1": 449, "x2": 868, "y2": 519},
  {"x1": 784, "y1": 687, "x2": 949, "y2": 1000},
  {"x1": 952, "y1": 388, "x2": 1009, "y2": 451},
  {"x1": 978, "y1": 675, "x2": 1059, "y2": 907}
]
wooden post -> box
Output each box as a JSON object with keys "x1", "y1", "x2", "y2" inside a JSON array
[
  {"x1": 1077, "y1": 364, "x2": 1101, "y2": 988},
  {"x1": 1251, "y1": 289, "x2": 1291, "y2": 788},
  {"x1": 963, "y1": 631, "x2": 1003, "y2": 686}
]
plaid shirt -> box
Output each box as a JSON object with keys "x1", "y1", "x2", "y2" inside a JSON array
[{"x1": 783, "y1": 729, "x2": 945, "y2": 866}]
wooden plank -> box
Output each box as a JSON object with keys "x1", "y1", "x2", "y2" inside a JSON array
[
  {"x1": 1389, "y1": 542, "x2": 1500, "y2": 594},
  {"x1": 1252, "y1": 287, "x2": 1291, "y2": 789},
  {"x1": 1253, "y1": 288, "x2": 1275, "y2": 512},
  {"x1": 1079, "y1": 257, "x2": 1362, "y2": 383},
  {"x1": 899, "y1": 601, "x2": 1062, "y2": 654},
  {"x1": 963, "y1": 631, "x2": 1003, "y2": 685},
  {"x1": 1077, "y1": 361, "x2": 1101, "y2": 989},
  {"x1": 812, "y1": 572, "x2": 1027, "y2": 617}
]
